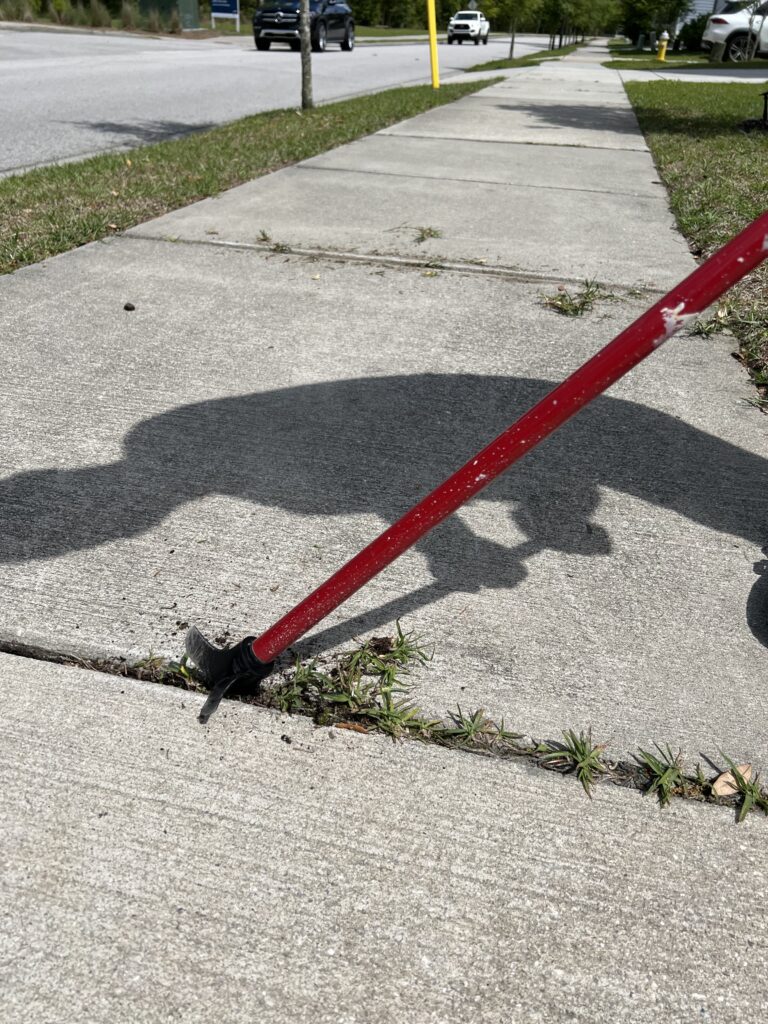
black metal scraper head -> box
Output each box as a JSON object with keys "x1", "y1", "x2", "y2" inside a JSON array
[{"x1": 185, "y1": 626, "x2": 275, "y2": 724}]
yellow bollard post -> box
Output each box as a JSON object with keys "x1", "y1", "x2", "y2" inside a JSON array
[
  {"x1": 426, "y1": 0, "x2": 440, "y2": 89},
  {"x1": 657, "y1": 29, "x2": 669, "y2": 61}
]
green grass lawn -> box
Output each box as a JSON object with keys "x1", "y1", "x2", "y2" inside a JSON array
[
  {"x1": 0, "y1": 77, "x2": 499, "y2": 278},
  {"x1": 606, "y1": 55, "x2": 710, "y2": 70},
  {"x1": 608, "y1": 55, "x2": 768, "y2": 70},
  {"x1": 467, "y1": 41, "x2": 580, "y2": 73},
  {"x1": 626, "y1": 79, "x2": 768, "y2": 402}
]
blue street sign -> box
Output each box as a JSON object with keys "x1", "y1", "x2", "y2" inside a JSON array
[{"x1": 211, "y1": 0, "x2": 239, "y2": 30}]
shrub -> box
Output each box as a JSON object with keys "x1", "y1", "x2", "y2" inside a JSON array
[
  {"x1": 168, "y1": 4, "x2": 181, "y2": 31},
  {"x1": 49, "y1": 0, "x2": 75, "y2": 22},
  {"x1": 0, "y1": 0, "x2": 27, "y2": 18},
  {"x1": 88, "y1": 0, "x2": 111, "y2": 25},
  {"x1": 677, "y1": 14, "x2": 709, "y2": 52},
  {"x1": 144, "y1": 5, "x2": 162, "y2": 30},
  {"x1": 120, "y1": 0, "x2": 136, "y2": 26},
  {"x1": 73, "y1": 1, "x2": 89, "y2": 23}
]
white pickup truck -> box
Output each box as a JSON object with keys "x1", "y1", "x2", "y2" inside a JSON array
[{"x1": 447, "y1": 10, "x2": 490, "y2": 44}]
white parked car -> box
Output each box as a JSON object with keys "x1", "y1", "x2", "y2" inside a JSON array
[
  {"x1": 702, "y1": 0, "x2": 768, "y2": 60},
  {"x1": 447, "y1": 10, "x2": 489, "y2": 45}
]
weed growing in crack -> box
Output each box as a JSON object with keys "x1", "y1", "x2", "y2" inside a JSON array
[
  {"x1": 637, "y1": 744, "x2": 684, "y2": 807},
  {"x1": 691, "y1": 302, "x2": 731, "y2": 338},
  {"x1": 134, "y1": 651, "x2": 201, "y2": 690},
  {"x1": 541, "y1": 279, "x2": 611, "y2": 317},
  {"x1": 437, "y1": 706, "x2": 522, "y2": 750},
  {"x1": 413, "y1": 225, "x2": 442, "y2": 244},
  {"x1": 265, "y1": 622, "x2": 432, "y2": 734},
  {"x1": 719, "y1": 754, "x2": 768, "y2": 823},
  {"x1": 364, "y1": 691, "x2": 431, "y2": 739},
  {"x1": 537, "y1": 729, "x2": 607, "y2": 797},
  {"x1": 106, "y1": 630, "x2": 767, "y2": 823}
]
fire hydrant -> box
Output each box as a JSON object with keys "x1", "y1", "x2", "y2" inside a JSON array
[{"x1": 657, "y1": 30, "x2": 670, "y2": 61}]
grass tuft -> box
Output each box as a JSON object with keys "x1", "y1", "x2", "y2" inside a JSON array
[
  {"x1": 413, "y1": 225, "x2": 442, "y2": 244},
  {"x1": 541, "y1": 278, "x2": 610, "y2": 316},
  {"x1": 537, "y1": 728, "x2": 607, "y2": 797},
  {"x1": 265, "y1": 622, "x2": 433, "y2": 737},
  {"x1": 719, "y1": 753, "x2": 768, "y2": 823},
  {"x1": 637, "y1": 743, "x2": 684, "y2": 807}
]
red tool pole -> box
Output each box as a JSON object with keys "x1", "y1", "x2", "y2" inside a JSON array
[
  {"x1": 250, "y1": 214, "x2": 768, "y2": 663},
  {"x1": 188, "y1": 214, "x2": 768, "y2": 721}
]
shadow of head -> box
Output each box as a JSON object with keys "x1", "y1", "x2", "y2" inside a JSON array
[{"x1": 2, "y1": 373, "x2": 767, "y2": 639}]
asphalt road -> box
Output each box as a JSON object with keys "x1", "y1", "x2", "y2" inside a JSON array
[{"x1": 0, "y1": 27, "x2": 546, "y2": 175}]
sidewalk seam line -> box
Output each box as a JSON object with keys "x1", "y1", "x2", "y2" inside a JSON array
[
  {"x1": 296, "y1": 162, "x2": 663, "y2": 200},
  {"x1": 378, "y1": 131, "x2": 648, "y2": 153},
  {"x1": 123, "y1": 234, "x2": 666, "y2": 294}
]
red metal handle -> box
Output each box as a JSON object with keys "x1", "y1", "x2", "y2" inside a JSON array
[{"x1": 253, "y1": 213, "x2": 768, "y2": 662}]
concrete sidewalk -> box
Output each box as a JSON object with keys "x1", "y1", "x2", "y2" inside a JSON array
[
  {"x1": 2, "y1": 40, "x2": 768, "y2": 1022},
  {"x1": 4, "y1": 653, "x2": 767, "y2": 1024}
]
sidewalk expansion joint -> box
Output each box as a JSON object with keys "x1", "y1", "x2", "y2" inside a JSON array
[
  {"x1": 127, "y1": 233, "x2": 665, "y2": 295},
  {"x1": 379, "y1": 131, "x2": 648, "y2": 154},
  {"x1": 2, "y1": 633, "x2": 764, "y2": 825},
  {"x1": 297, "y1": 162, "x2": 657, "y2": 201}
]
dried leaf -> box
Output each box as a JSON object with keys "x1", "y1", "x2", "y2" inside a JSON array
[
  {"x1": 712, "y1": 763, "x2": 752, "y2": 797},
  {"x1": 335, "y1": 721, "x2": 368, "y2": 734}
]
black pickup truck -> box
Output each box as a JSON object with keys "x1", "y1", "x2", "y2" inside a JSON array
[{"x1": 253, "y1": 0, "x2": 355, "y2": 52}]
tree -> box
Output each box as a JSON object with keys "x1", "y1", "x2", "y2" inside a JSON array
[
  {"x1": 620, "y1": 0, "x2": 691, "y2": 45},
  {"x1": 492, "y1": 0, "x2": 544, "y2": 57},
  {"x1": 300, "y1": 0, "x2": 313, "y2": 110}
]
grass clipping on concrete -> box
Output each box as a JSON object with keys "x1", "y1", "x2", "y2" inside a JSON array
[
  {"x1": 0, "y1": 78, "x2": 499, "y2": 277},
  {"x1": 625, "y1": 80, "x2": 768, "y2": 405}
]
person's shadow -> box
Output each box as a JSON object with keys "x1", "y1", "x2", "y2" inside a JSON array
[{"x1": 2, "y1": 374, "x2": 767, "y2": 650}]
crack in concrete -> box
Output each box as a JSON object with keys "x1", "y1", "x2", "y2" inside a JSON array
[
  {"x1": 0, "y1": 635, "x2": 758, "y2": 823},
  {"x1": 126, "y1": 233, "x2": 665, "y2": 294}
]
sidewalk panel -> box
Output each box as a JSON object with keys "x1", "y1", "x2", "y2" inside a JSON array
[
  {"x1": 303, "y1": 135, "x2": 666, "y2": 198},
  {"x1": 1, "y1": 237, "x2": 766, "y2": 769},
  {"x1": 2, "y1": 653, "x2": 767, "y2": 1024},
  {"x1": 131, "y1": 165, "x2": 690, "y2": 290}
]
